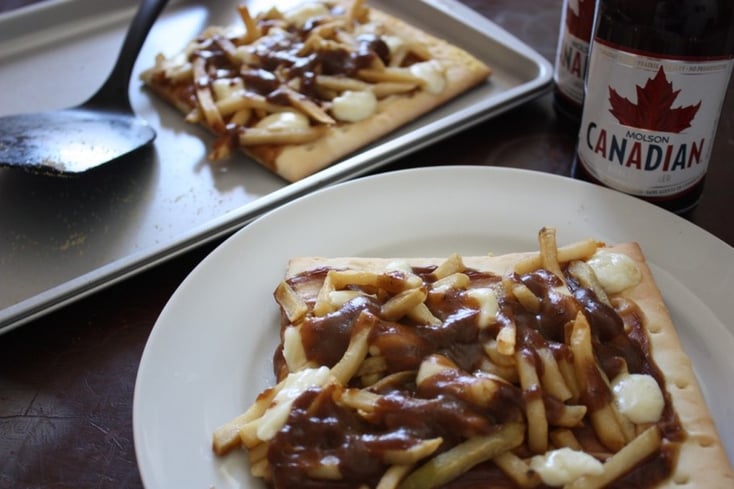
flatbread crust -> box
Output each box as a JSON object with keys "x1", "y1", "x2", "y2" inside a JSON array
[
  {"x1": 282, "y1": 243, "x2": 734, "y2": 487},
  {"x1": 141, "y1": 0, "x2": 491, "y2": 182}
]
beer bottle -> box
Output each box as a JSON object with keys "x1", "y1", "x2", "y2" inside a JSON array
[
  {"x1": 553, "y1": 0, "x2": 596, "y2": 122},
  {"x1": 573, "y1": 0, "x2": 734, "y2": 213}
]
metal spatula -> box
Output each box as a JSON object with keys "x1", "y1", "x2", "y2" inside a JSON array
[{"x1": 0, "y1": 0, "x2": 169, "y2": 176}]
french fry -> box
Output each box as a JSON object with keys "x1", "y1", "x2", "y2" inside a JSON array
[
  {"x1": 515, "y1": 349, "x2": 548, "y2": 453},
  {"x1": 377, "y1": 464, "x2": 413, "y2": 489},
  {"x1": 538, "y1": 227, "x2": 566, "y2": 286},
  {"x1": 238, "y1": 125, "x2": 327, "y2": 146},
  {"x1": 496, "y1": 322, "x2": 517, "y2": 356},
  {"x1": 397, "y1": 423, "x2": 525, "y2": 489},
  {"x1": 564, "y1": 426, "x2": 662, "y2": 489},
  {"x1": 381, "y1": 287, "x2": 427, "y2": 321},
  {"x1": 549, "y1": 428, "x2": 583, "y2": 451},
  {"x1": 382, "y1": 437, "x2": 443, "y2": 465},
  {"x1": 567, "y1": 260, "x2": 610, "y2": 306},
  {"x1": 514, "y1": 238, "x2": 600, "y2": 275},
  {"x1": 192, "y1": 57, "x2": 226, "y2": 134},
  {"x1": 570, "y1": 312, "x2": 626, "y2": 452},
  {"x1": 512, "y1": 281, "x2": 541, "y2": 312},
  {"x1": 274, "y1": 280, "x2": 308, "y2": 323},
  {"x1": 537, "y1": 347, "x2": 573, "y2": 402},
  {"x1": 212, "y1": 384, "x2": 280, "y2": 455},
  {"x1": 359, "y1": 66, "x2": 426, "y2": 85},
  {"x1": 493, "y1": 451, "x2": 542, "y2": 488},
  {"x1": 236, "y1": 5, "x2": 261, "y2": 43},
  {"x1": 430, "y1": 253, "x2": 465, "y2": 280},
  {"x1": 330, "y1": 311, "x2": 375, "y2": 384}
]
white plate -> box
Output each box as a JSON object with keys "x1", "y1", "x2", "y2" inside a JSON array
[{"x1": 133, "y1": 166, "x2": 734, "y2": 488}]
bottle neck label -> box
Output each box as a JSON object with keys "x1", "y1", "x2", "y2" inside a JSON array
[{"x1": 577, "y1": 40, "x2": 734, "y2": 198}]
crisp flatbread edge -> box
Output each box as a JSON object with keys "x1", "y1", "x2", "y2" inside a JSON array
[
  {"x1": 284, "y1": 242, "x2": 734, "y2": 487},
  {"x1": 141, "y1": 0, "x2": 491, "y2": 182}
]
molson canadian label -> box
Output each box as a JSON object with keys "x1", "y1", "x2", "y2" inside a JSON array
[
  {"x1": 577, "y1": 39, "x2": 734, "y2": 198},
  {"x1": 554, "y1": 0, "x2": 595, "y2": 106}
]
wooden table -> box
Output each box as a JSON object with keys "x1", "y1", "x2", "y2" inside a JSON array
[{"x1": 1, "y1": 1, "x2": 732, "y2": 488}]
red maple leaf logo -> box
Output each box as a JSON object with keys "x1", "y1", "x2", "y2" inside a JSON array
[{"x1": 608, "y1": 66, "x2": 701, "y2": 133}]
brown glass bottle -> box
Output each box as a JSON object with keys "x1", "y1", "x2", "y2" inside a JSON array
[
  {"x1": 572, "y1": 0, "x2": 734, "y2": 214},
  {"x1": 553, "y1": 0, "x2": 597, "y2": 123}
]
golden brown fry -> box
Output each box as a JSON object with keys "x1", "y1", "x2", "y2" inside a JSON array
[
  {"x1": 192, "y1": 57, "x2": 225, "y2": 133},
  {"x1": 280, "y1": 85, "x2": 336, "y2": 125},
  {"x1": 359, "y1": 67, "x2": 425, "y2": 85},
  {"x1": 549, "y1": 404, "x2": 587, "y2": 428},
  {"x1": 406, "y1": 302, "x2": 441, "y2": 326},
  {"x1": 484, "y1": 339, "x2": 516, "y2": 367},
  {"x1": 537, "y1": 347, "x2": 573, "y2": 402},
  {"x1": 330, "y1": 311, "x2": 375, "y2": 384},
  {"x1": 515, "y1": 349, "x2": 548, "y2": 453},
  {"x1": 339, "y1": 388, "x2": 383, "y2": 412},
  {"x1": 430, "y1": 253, "x2": 465, "y2": 280},
  {"x1": 514, "y1": 238, "x2": 600, "y2": 275},
  {"x1": 382, "y1": 287, "x2": 427, "y2": 321},
  {"x1": 347, "y1": 0, "x2": 369, "y2": 23},
  {"x1": 397, "y1": 423, "x2": 525, "y2": 489},
  {"x1": 316, "y1": 74, "x2": 371, "y2": 92},
  {"x1": 496, "y1": 322, "x2": 517, "y2": 356},
  {"x1": 549, "y1": 428, "x2": 583, "y2": 451},
  {"x1": 493, "y1": 451, "x2": 541, "y2": 488},
  {"x1": 212, "y1": 385, "x2": 278, "y2": 454},
  {"x1": 371, "y1": 81, "x2": 419, "y2": 97},
  {"x1": 376, "y1": 464, "x2": 413, "y2": 489},
  {"x1": 569, "y1": 312, "x2": 626, "y2": 452},
  {"x1": 556, "y1": 354, "x2": 581, "y2": 403},
  {"x1": 238, "y1": 125, "x2": 328, "y2": 147},
  {"x1": 565, "y1": 426, "x2": 662, "y2": 489},
  {"x1": 538, "y1": 227, "x2": 564, "y2": 284},
  {"x1": 382, "y1": 437, "x2": 443, "y2": 465},
  {"x1": 274, "y1": 280, "x2": 308, "y2": 323},
  {"x1": 567, "y1": 260, "x2": 610, "y2": 306},
  {"x1": 236, "y1": 5, "x2": 262, "y2": 43},
  {"x1": 512, "y1": 282, "x2": 541, "y2": 312}
]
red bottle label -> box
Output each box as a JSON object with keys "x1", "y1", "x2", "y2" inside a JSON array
[{"x1": 577, "y1": 39, "x2": 734, "y2": 198}]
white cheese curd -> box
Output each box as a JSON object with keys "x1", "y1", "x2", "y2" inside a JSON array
[
  {"x1": 256, "y1": 366, "x2": 332, "y2": 441},
  {"x1": 586, "y1": 250, "x2": 642, "y2": 294},
  {"x1": 255, "y1": 111, "x2": 310, "y2": 131},
  {"x1": 409, "y1": 60, "x2": 446, "y2": 94},
  {"x1": 466, "y1": 288, "x2": 498, "y2": 329},
  {"x1": 330, "y1": 90, "x2": 378, "y2": 122},
  {"x1": 382, "y1": 34, "x2": 406, "y2": 55},
  {"x1": 284, "y1": 2, "x2": 330, "y2": 28},
  {"x1": 529, "y1": 448, "x2": 604, "y2": 486},
  {"x1": 611, "y1": 373, "x2": 665, "y2": 424}
]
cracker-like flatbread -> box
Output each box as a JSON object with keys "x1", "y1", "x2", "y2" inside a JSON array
[
  {"x1": 212, "y1": 228, "x2": 733, "y2": 488},
  {"x1": 141, "y1": 0, "x2": 491, "y2": 182}
]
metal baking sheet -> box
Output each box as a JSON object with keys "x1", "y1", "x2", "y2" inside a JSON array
[{"x1": 0, "y1": 0, "x2": 552, "y2": 333}]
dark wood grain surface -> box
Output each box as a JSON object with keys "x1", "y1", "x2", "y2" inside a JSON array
[{"x1": 1, "y1": 1, "x2": 732, "y2": 488}]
